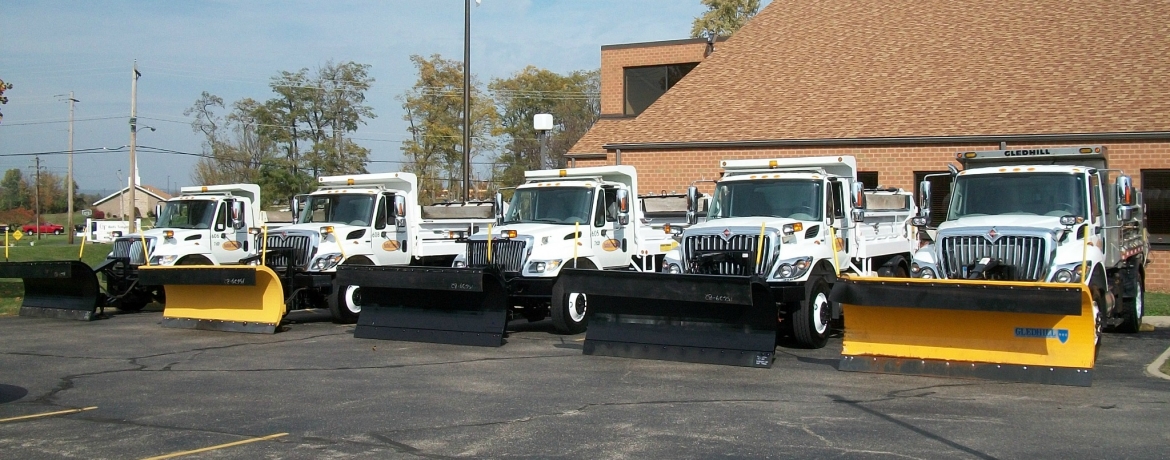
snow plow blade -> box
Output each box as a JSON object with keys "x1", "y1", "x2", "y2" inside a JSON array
[
  {"x1": 139, "y1": 265, "x2": 286, "y2": 334},
  {"x1": 559, "y1": 269, "x2": 777, "y2": 368},
  {"x1": 0, "y1": 261, "x2": 101, "y2": 320},
  {"x1": 339, "y1": 266, "x2": 509, "y2": 347},
  {"x1": 830, "y1": 277, "x2": 1095, "y2": 386}
]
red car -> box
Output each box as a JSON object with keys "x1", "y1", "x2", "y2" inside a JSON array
[{"x1": 21, "y1": 222, "x2": 65, "y2": 235}]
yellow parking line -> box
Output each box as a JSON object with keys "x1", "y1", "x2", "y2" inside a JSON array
[
  {"x1": 141, "y1": 432, "x2": 288, "y2": 460},
  {"x1": 0, "y1": 406, "x2": 97, "y2": 423}
]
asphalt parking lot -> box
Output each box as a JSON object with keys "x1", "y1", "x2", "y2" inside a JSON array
[{"x1": 1, "y1": 308, "x2": 1168, "y2": 459}]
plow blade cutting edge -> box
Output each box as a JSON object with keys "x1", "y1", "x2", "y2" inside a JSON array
[
  {"x1": 830, "y1": 277, "x2": 1095, "y2": 386},
  {"x1": 0, "y1": 261, "x2": 101, "y2": 320},
  {"x1": 138, "y1": 265, "x2": 286, "y2": 334},
  {"x1": 558, "y1": 269, "x2": 777, "y2": 368},
  {"x1": 338, "y1": 266, "x2": 508, "y2": 347}
]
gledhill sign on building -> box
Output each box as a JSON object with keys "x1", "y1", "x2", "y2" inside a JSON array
[{"x1": 568, "y1": 0, "x2": 1170, "y2": 291}]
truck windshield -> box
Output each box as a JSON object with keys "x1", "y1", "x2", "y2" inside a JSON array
[
  {"x1": 156, "y1": 200, "x2": 218, "y2": 229},
  {"x1": 948, "y1": 173, "x2": 1086, "y2": 219},
  {"x1": 709, "y1": 179, "x2": 823, "y2": 221},
  {"x1": 504, "y1": 187, "x2": 594, "y2": 225},
  {"x1": 299, "y1": 194, "x2": 376, "y2": 226}
]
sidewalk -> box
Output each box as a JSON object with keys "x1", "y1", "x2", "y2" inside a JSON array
[{"x1": 1145, "y1": 316, "x2": 1170, "y2": 380}]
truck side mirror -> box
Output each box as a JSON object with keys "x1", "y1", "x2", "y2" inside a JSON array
[
  {"x1": 154, "y1": 204, "x2": 163, "y2": 221},
  {"x1": 232, "y1": 200, "x2": 246, "y2": 229},
  {"x1": 493, "y1": 191, "x2": 505, "y2": 225},
  {"x1": 393, "y1": 194, "x2": 407, "y2": 227},
  {"x1": 1117, "y1": 175, "x2": 1136, "y2": 206},
  {"x1": 851, "y1": 182, "x2": 866, "y2": 223},
  {"x1": 616, "y1": 188, "x2": 630, "y2": 227},
  {"x1": 375, "y1": 196, "x2": 388, "y2": 230},
  {"x1": 685, "y1": 186, "x2": 699, "y2": 225},
  {"x1": 290, "y1": 196, "x2": 302, "y2": 222},
  {"x1": 918, "y1": 180, "x2": 932, "y2": 223}
]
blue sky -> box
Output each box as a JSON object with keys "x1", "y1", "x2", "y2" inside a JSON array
[{"x1": 0, "y1": 1, "x2": 747, "y2": 194}]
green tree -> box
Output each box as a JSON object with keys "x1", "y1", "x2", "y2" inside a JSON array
[
  {"x1": 690, "y1": 0, "x2": 761, "y2": 38},
  {"x1": 489, "y1": 67, "x2": 600, "y2": 187},
  {"x1": 0, "y1": 78, "x2": 11, "y2": 124},
  {"x1": 0, "y1": 169, "x2": 28, "y2": 210},
  {"x1": 399, "y1": 54, "x2": 498, "y2": 203}
]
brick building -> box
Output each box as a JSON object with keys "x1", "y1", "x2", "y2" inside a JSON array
[{"x1": 568, "y1": 0, "x2": 1170, "y2": 291}]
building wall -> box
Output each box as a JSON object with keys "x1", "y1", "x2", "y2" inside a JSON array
[
  {"x1": 94, "y1": 190, "x2": 166, "y2": 219},
  {"x1": 600, "y1": 40, "x2": 712, "y2": 116},
  {"x1": 576, "y1": 141, "x2": 1170, "y2": 291}
]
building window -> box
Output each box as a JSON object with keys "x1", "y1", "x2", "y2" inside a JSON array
[
  {"x1": 914, "y1": 171, "x2": 953, "y2": 227},
  {"x1": 1142, "y1": 170, "x2": 1170, "y2": 248},
  {"x1": 857, "y1": 171, "x2": 879, "y2": 189},
  {"x1": 624, "y1": 63, "x2": 699, "y2": 116}
]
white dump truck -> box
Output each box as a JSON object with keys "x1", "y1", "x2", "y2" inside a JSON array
[
  {"x1": 909, "y1": 145, "x2": 1149, "y2": 333},
  {"x1": 340, "y1": 165, "x2": 679, "y2": 347},
  {"x1": 553, "y1": 156, "x2": 917, "y2": 368}
]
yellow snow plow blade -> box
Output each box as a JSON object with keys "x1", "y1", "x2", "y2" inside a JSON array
[
  {"x1": 830, "y1": 276, "x2": 1095, "y2": 386},
  {"x1": 138, "y1": 265, "x2": 287, "y2": 334}
]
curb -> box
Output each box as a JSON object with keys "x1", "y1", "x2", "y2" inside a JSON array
[{"x1": 1145, "y1": 316, "x2": 1170, "y2": 381}]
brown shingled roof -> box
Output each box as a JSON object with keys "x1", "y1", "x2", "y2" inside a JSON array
[
  {"x1": 607, "y1": 0, "x2": 1170, "y2": 147},
  {"x1": 568, "y1": 117, "x2": 634, "y2": 154}
]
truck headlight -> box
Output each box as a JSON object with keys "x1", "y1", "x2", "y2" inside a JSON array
[
  {"x1": 527, "y1": 259, "x2": 562, "y2": 274},
  {"x1": 665, "y1": 263, "x2": 682, "y2": 274},
  {"x1": 453, "y1": 260, "x2": 467, "y2": 268},
  {"x1": 773, "y1": 257, "x2": 812, "y2": 280},
  {"x1": 1050, "y1": 265, "x2": 1083, "y2": 283},
  {"x1": 918, "y1": 267, "x2": 936, "y2": 279},
  {"x1": 310, "y1": 253, "x2": 344, "y2": 270},
  {"x1": 150, "y1": 255, "x2": 179, "y2": 266}
]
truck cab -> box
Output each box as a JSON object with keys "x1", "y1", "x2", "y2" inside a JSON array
[
  {"x1": 662, "y1": 156, "x2": 916, "y2": 347},
  {"x1": 453, "y1": 165, "x2": 676, "y2": 333},
  {"x1": 910, "y1": 146, "x2": 1148, "y2": 332}
]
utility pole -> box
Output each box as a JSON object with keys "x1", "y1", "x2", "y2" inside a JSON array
[
  {"x1": 128, "y1": 61, "x2": 140, "y2": 233},
  {"x1": 462, "y1": 0, "x2": 471, "y2": 203},
  {"x1": 65, "y1": 91, "x2": 79, "y2": 244},
  {"x1": 34, "y1": 156, "x2": 41, "y2": 240}
]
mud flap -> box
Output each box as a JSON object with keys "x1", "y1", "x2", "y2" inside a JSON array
[
  {"x1": 139, "y1": 265, "x2": 286, "y2": 334},
  {"x1": 339, "y1": 266, "x2": 509, "y2": 347},
  {"x1": 0, "y1": 261, "x2": 101, "y2": 320},
  {"x1": 558, "y1": 269, "x2": 777, "y2": 368},
  {"x1": 830, "y1": 277, "x2": 1095, "y2": 386}
]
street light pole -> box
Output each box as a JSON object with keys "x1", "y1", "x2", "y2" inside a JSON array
[
  {"x1": 462, "y1": 0, "x2": 471, "y2": 203},
  {"x1": 128, "y1": 60, "x2": 140, "y2": 233},
  {"x1": 66, "y1": 91, "x2": 79, "y2": 244}
]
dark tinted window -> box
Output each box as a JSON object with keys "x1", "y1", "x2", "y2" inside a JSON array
[
  {"x1": 1143, "y1": 170, "x2": 1170, "y2": 248},
  {"x1": 857, "y1": 171, "x2": 879, "y2": 189},
  {"x1": 624, "y1": 63, "x2": 699, "y2": 116}
]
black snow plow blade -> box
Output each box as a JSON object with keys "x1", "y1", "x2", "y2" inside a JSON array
[
  {"x1": 0, "y1": 261, "x2": 101, "y2": 320},
  {"x1": 338, "y1": 265, "x2": 509, "y2": 347},
  {"x1": 558, "y1": 269, "x2": 777, "y2": 368}
]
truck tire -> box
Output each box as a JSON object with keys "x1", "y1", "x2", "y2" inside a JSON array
[
  {"x1": 793, "y1": 276, "x2": 832, "y2": 349},
  {"x1": 551, "y1": 277, "x2": 589, "y2": 335},
  {"x1": 1115, "y1": 273, "x2": 1144, "y2": 334},
  {"x1": 53, "y1": 229, "x2": 63, "y2": 235},
  {"x1": 329, "y1": 285, "x2": 362, "y2": 324}
]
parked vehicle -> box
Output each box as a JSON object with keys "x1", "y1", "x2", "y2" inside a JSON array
[
  {"x1": 831, "y1": 146, "x2": 1148, "y2": 386},
  {"x1": 139, "y1": 172, "x2": 495, "y2": 333},
  {"x1": 21, "y1": 222, "x2": 64, "y2": 235},
  {"x1": 337, "y1": 165, "x2": 679, "y2": 346},
  {"x1": 558, "y1": 156, "x2": 917, "y2": 367}
]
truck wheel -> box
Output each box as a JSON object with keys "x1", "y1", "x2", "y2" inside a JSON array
[
  {"x1": 551, "y1": 278, "x2": 588, "y2": 334},
  {"x1": 1115, "y1": 274, "x2": 1144, "y2": 334},
  {"x1": 329, "y1": 285, "x2": 361, "y2": 324},
  {"x1": 793, "y1": 277, "x2": 832, "y2": 349},
  {"x1": 115, "y1": 297, "x2": 148, "y2": 312},
  {"x1": 54, "y1": 229, "x2": 63, "y2": 235}
]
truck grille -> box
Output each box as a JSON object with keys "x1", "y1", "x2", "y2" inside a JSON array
[
  {"x1": 264, "y1": 234, "x2": 314, "y2": 269},
  {"x1": 467, "y1": 240, "x2": 527, "y2": 272},
  {"x1": 683, "y1": 234, "x2": 774, "y2": 276},
  {"x1": 940, "y1": 235, "x2": 1049, "y2": 281},
  {"x1": 111, "y1": 237, "x2": 155, "y2": 265}
]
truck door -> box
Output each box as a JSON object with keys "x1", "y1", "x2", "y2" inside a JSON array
[
  {"x1": 207, "y1": 200, "x2": 249, "y2": 263},
  {"x1": 592, "y1": 187, "x2": 630, "y2": 269},
  {"x1": 371, "y1": 193, "x2": 410, "y2": 266},
  {"x1": 827, "y1": 181, "x2": 849, "y2": 269}
]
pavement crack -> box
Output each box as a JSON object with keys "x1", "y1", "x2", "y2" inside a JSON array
[
  {"x1": 828, "y1": 393, "x2": 1000, "y2": 460},
  {"x1": 148, "y1": 353, "x2": 575, "y2": 373},
  {"x1": 367, "y1": 432, "x2": 459, "y2": 459}
]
